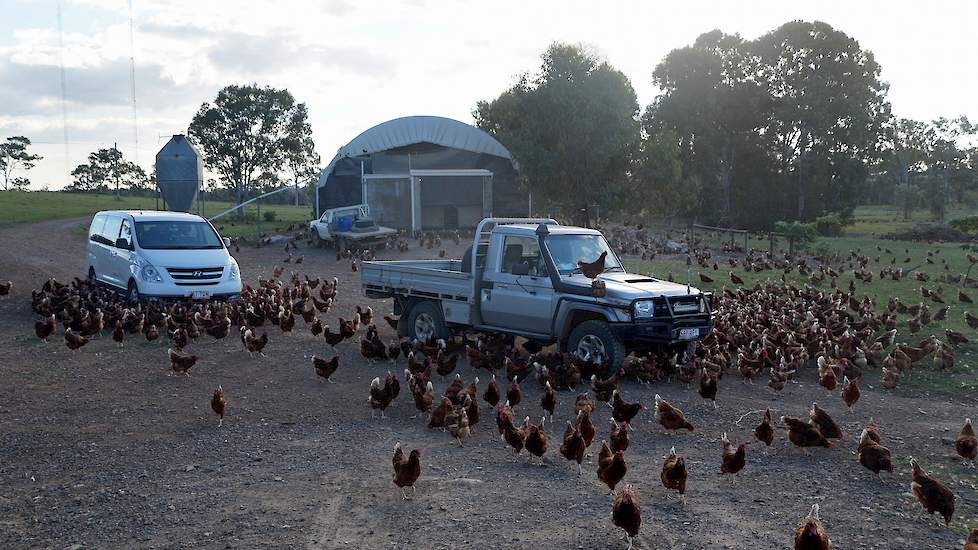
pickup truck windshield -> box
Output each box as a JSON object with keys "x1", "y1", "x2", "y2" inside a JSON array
[
  {"x1": 134, "y1": 221, "x2": 223, "y2": 250},
  {"x1": 547, "y1": 234, "x2": 622, "y2": 274}
]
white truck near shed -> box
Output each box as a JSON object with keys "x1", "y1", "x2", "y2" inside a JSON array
[
  {"x1": 309, "y1": 204, "x2": 398, "y2": 251},
  {"x1": 360, "y1": 218, "x2": 714, "y2": 371}
]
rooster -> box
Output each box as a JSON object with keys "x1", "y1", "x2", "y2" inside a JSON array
[
  {"x1": 809, "y1": 402, "x2": 844, "y2": 440},
  {"x1": 506, "y1": 378, "x2": 522, "y2": 408},
  {"x1": 955, "y1": 418, "x2": 977, "y2": 467},
  {"x1": 609, "y1": 418, "x2": 629, "y2": 453},
  {"x1": 576, "y1": 409, "x2": 596, "y2": 447},
  {"x1": 782, "y1": 416, "x2": 831, "y2": 452},
  {"x1": 591, "y1": 369, "x2": 622, "y2": 402},
  {"x1": 610, "y1": 389, "x2": 643, "y2": 424},
  {"x1": 611, "y1": 484, "x2": 641, "y2": 550},
  {"x1": 576, "y1": 251, "x2": 607, "y2": 278},
  {"x1": 168, "y1": 348, "x2": 198, "y2": 376},
  {"x1": 367, "y1": 373, "x2": 399, "y2": 418},
  {"x1": 540, "y1": 381, "x2": 556, "y2": 423},
  {"x1": 34, "y1": 314, "x2": 56, "y2": 342},
  {"x1": 483, "y1": 374, "x2": 500, "y2": 407},
  {"x1": 856, "y1": 428, "x2": 892, "y2": 480},
  {"x1": 392, "y1": 442, "x2": 421, "y2": 500},
  {"x1": 559, "y1": 420, "x2": 586, "y2": 475},
  {"x1": 841, "y1": 376, "x2": 860, "y2": 411},
  {"x1": 502, "y1": 415, "x2": 528, "y2": 456},
  {"x1": 596, "y1": 440, "x2": 627, "y2": 494},
  {"x1": 660, "y1": 446, "x2": 687, "y2": 504},
  {"x1": 112, "y1": 320, "x2": 126, "y2": 347},
  {"x1": 754, "y1": 409, "x2": 775, "y2": 448},
  {"x1": 64, "y1": 328, "x2": 90, "y2": 351},
  {"x1": 449, "y1": 407, "x2": 471, "y2": 446},
  {"x1": 243, "y1": 328, "x2": 269, "y2": 357},
  {"x1": 524, "y1": 417, "x2": 548, "y2": 464},
  {"x1": 211, "y1": 386, "x2": 227, "y2": 427},
  {"x1": 654, "y1": 394, "x2": 694, "y2": 432},
  {"x1": 313, "y1": 354, "x2": 340, "y2": 382},
  {"x1": 793, "y1": 504, "x2": 831, "y2": 550},
  {"x1": 698, "y1": 367, "x2": 719, "y2": 408},
  {"x1": 720, "y1": 432, "x2": 747, "y2": 475},
  {"x1": 910, "y1": 457, "x2": 955, "y2": 525},
  {"x1": 966, "y1": 529, "x2": 978, "y2": 550}
]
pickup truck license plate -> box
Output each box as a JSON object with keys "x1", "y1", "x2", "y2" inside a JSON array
[
  {"x1": 191, "y1": 290, "x2": 211, "y2": 300},
  {"x1": 679, "y1": 328, "x2": 699, "y2": 340}
]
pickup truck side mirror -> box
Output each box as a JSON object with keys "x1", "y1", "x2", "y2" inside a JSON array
[
  {"x1": 115, "y1": 238, "x2": 131, "y2": 250},
  {"x1": 511, "y1": 263, "x2": 530, "y2": 276}
]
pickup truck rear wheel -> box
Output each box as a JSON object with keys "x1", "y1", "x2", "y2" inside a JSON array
[
  {"x1": 568, "y1": 320, "x2": 624, "y2": 374},
  {"x1": 406, "y1": 301, "x2": 448, "y2": 342}
]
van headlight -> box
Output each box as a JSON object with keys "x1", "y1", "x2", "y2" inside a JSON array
[
  {"x1": 228, "y1": 260, "x2": 239, "y2": 281},
  {"x1": 633, "y1": 300, "x2": 655, "y2": 319},
  {"x1": 140, "y1": 264, "x2": 162, "y2": 283}
]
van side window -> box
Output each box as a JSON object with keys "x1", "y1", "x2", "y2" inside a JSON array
[
  {"x1": 119, "y1": 219, "x2": 133, "y2": 249},
  {"x1": 500, "y1": 235, "x2": 544, "y2": 275},
  {"x1": 102, "y1": 216, "x2": 123, "y2": 247},
  {"x1": 89, "y1": 215, "x2": 106, "y2": 242}
]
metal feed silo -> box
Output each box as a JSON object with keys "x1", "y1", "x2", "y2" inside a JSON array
[{"x1": 155, "y1": 135, "x2": 202, "y2": 212}]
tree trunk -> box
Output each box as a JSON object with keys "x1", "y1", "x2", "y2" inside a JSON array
[
  {"x1": 718, "y1": 138, "x2": 734, "y2": 225},
  {"x1": 236, "y1": 185, "x2": 249, "y2": 219},
  {"x1": 796, "y1": 126, "x2": 810, "y2": 220}
]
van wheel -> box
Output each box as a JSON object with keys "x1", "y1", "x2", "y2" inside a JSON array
[
  {"x1": 567, "y1": 320, "x2": 625, "y2": 374},
  {"x1": 406, "y1": 301, "x2": 448, "y2": 343},
  {"x1": 126, "y1": 280, "x2": 141, "y2": 303}
]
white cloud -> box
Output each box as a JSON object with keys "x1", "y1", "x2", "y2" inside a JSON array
[{"x1": 1, "y1": 0, "x2": 976, "y2": 189}]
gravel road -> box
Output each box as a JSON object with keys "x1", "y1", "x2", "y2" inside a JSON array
[{"x1": 0, "y1": 217, "x2": 975, "y2": 549}]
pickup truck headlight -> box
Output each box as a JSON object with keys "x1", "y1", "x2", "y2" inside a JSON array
[
  {"x1": 140, "y1": 264, "x2": 162, "y2": 283},
  {"x1": 633, "y1": 300, "x2": 655, "y2": 319}
]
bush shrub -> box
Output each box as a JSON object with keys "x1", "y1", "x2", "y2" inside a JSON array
[
  {"x1": 950, "y1": 216, "x2": 978, "y2": 234},
  {"x1": 262, "y1": 210, "x2": 277, "y2": 222},
  {"x1": 814, "y1": 213, "x2": 843, "y2": 237},
  {"x1": 774, "y1": 220, "x2": 818, "y2": 250}
]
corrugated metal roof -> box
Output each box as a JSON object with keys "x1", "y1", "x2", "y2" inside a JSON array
[{"x1": 316, "y1": 116, "x2": 513, "y2": 188}]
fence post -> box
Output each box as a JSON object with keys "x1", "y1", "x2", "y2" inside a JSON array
[
  {"x1": 256, "y1": 202, "x2": 262, "y2": 245},
  {"x1": 769, "y1": 232, "x2": 774, "y2": 255}
]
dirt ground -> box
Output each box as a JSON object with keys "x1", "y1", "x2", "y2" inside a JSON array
[{"x1": 0, "y1": 217, "x2": 976, "y2": 549}]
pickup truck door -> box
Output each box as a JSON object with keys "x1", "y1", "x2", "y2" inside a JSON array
[{"x1": 480, "y1": 235, "x2": 555, "y2": 334}]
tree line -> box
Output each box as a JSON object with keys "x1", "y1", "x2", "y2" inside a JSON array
[
  {"x1": 4, "y1": 19, "x2": 975, "y2": 230},
  {"x1": 476, "y1": 21, "x2": 976, "y2": 229},
  {"x1": 2, "y1": 84, "x2": 321, "y2": 210}
]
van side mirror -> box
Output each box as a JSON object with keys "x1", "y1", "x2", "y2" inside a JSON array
[
  {"x1": 115, "y1": 238, "x2": 130, "y2": 250},
  {"x1": 222, "y1": 237, "x2": 231, "y2": 247},
  {"x1": 512, "y1": 263, "x2": 530, "y2": 276}
]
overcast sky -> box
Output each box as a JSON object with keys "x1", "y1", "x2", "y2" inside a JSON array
[{"x1": 2, "y1": 0, "x2": 976, "y2": 189}]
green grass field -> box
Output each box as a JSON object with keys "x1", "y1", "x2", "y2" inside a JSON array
[
  {"x1": 0, "y1": 190, "x2": 312, "y2": 239},
  {"x1": 844, "y1": 204, "x2": 972, "y2": 237}
]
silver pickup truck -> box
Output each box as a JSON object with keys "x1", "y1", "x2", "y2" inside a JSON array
[{"x1": 360, "y1": 218, "x2": 713, "y2": 370}]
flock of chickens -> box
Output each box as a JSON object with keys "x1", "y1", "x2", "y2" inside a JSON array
[{"x1": 19, "y1": 229, "x2": 978, "y2": 549}]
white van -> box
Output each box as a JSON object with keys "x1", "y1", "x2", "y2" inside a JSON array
[{"x1": 87, "y1": 210, "x2": 242, "y2": 301}]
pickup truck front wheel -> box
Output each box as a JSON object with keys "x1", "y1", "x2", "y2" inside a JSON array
[
  {"x1": 406, "y1": 301, "x2": 448, "y2": 343},
  {"x1": 568, "y1": 320, "x2": 624, "y2": 374}
]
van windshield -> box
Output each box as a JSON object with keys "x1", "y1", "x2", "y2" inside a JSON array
[
  {"x1": 546, "y1": 234, "x2": 622, "y2": 275},
  {"x1": 134, "y1": 221, "x2": 223, "y2": 250}
]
